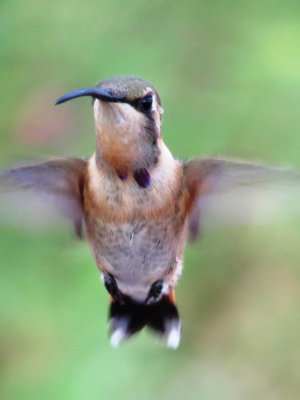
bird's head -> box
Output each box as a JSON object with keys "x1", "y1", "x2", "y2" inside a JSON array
[{"x1": 56, "y1": 76, "x2": 164, "y2": 175}]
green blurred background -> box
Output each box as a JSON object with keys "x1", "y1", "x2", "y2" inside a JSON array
[{"x1": 1, "y1": 1, "x2": 300, "y2": 399}]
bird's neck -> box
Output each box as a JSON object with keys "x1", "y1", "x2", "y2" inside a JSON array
[
  {"x1": 86, "y1": 141, "x2": 182, "y2": 222},
  {"x1": 95, "y1": 137, "x2": 167, "y2": 188}
]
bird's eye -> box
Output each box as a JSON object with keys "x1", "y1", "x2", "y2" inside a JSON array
[{"x1": 139, "y1": 94, "x2": 153, "y2": 113}]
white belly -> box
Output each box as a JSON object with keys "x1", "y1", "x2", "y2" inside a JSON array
[{"x1": 92, "y1": 218, "x2": 178, "y2": 282}]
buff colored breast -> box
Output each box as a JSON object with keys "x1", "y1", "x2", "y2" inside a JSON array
[{"x1": 83, "y1": 149, "x2": 190, "y2": 301}]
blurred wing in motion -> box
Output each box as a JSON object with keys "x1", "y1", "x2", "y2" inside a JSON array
[
  {"x1": 184, "y1": 157, "x2": 300, "y2": 240},
  {"x1": 0, "y1": 157, "x2": 87, "y2": 238}
]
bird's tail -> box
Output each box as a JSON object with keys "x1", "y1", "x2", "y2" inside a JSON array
[{"x1": 108, "y1": 292, "x2": 181, "y2": 349}]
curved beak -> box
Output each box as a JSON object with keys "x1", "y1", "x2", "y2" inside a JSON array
[{"x1": 55, "y1": 88, "x2": 126, "y2": 105}]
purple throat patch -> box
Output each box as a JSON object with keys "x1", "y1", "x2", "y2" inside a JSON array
[
  {"x1": 117, "y1": 171, "x2": 128, "y2": 181},
  {"x1": 134, "y1": 169, "x2": 151, "y2": 188}
]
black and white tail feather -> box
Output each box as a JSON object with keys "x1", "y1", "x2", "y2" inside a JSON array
[{"x1": 109, "y1": 296, "x2": 181, "y2": 349}]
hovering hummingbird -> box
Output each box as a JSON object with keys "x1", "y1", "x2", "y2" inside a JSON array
[{"x1": 1, "y1": 76, "x2": 299, "y2": 348}]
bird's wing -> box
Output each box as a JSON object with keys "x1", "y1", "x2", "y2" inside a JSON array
[
  {"x1": 0, "y1": 157, "x2": 87, "y2": 238},
  {"x1": 183, "y1": 157, "x2": 300, "y2": 240}
]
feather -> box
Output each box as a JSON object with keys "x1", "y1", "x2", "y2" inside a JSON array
[
  {"x1": 184, "y1": 157, "x2": 300, "y2": 240},
  {"x1": 0, "y1": 157, "x2": 87, "y2": 238}
]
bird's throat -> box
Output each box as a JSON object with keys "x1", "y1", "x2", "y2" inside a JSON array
[
  {"x1": 116, "y1": 166, "x2": 151, "y2": 188},
  {"x1": 96, "y1": 152, "x2": 152, "y2": 189},
  {"x1": 134, "y1": 169, "x2": 151, "y2": 188},
  {"x1": 117, "y1": 167, "x2": 151, "y2": 189}
]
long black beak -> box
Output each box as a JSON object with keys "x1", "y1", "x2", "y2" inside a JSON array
[{"x1": 55, "y1": 88, "x2": 126, "y2": 105}]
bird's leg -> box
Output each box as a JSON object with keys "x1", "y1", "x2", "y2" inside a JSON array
[
  {"x1": 103, "y1": 273, "x2": 124, "y2": 304},
  {"x1": 145, "y1": 279, "x2": 164, "y2": 305}
]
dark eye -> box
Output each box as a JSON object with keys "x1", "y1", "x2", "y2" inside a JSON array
[{"x1": 139, "y1": 94, "x2": 153, "y2": 113}]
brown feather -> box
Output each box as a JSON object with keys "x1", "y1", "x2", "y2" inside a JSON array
[
  {"x1": 0, "y1": 157, "x2": 87, "y2": 237},
  {"x1": 184, "y1": 157, "x2": 300, "y2": 240}
]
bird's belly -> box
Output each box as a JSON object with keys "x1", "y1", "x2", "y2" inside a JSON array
[{"x1": 89, "y1": 218, "x2": 179, "y2": 283}]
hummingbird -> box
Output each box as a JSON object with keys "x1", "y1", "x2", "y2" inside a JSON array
[{"x1": 1, "y1": 76, "x2": 299, "y2": 348}]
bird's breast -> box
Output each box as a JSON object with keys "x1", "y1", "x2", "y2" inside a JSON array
[
  {"x1": 83, "y1": 154, "x2": 190, "y2": 294},
  {"x1": 86, "y1": 217, "x2": 182, "y2": 282}
]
